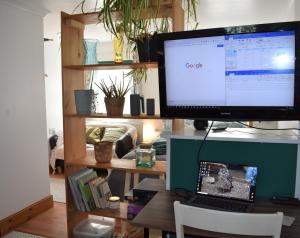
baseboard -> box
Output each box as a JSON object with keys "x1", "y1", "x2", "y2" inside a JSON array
[{"x1": 0, "y1": 195, "x2": 53, "y2": 236}]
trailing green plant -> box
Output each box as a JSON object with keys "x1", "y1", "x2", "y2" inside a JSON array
[
  {"x1": 94, "y1": 75, "x2": 132, "y2": 98},
  {"x1": 125, "y1": 68, "x2": 147, "y2": 94},
  {"x1": 77, "y1": 0, "x2": 199, "y2": 40},
  {"x1": 77, "y1": 0, "x2": 199, "y2": 84}
]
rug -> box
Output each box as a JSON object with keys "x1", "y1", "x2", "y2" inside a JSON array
[{"x1": 49, "y1": 178, "x2": 66, "y2": 203}]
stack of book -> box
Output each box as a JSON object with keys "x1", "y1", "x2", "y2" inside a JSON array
[{"x1": 68, "y1": 168, "x2": 112, "y2": 212}]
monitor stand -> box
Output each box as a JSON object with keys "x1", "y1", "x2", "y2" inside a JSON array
[{"x1": 194, "y1": 120, "x2": 208, "y2": 130}]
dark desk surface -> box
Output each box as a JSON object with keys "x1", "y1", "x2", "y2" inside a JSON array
[{"x1": 131, "y1": 191, "x2": 300, "y2": 238}]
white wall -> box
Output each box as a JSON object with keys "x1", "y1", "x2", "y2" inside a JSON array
[
  {"x1": 296, "y1": 0, "x2": 300, "y2": 20},
  {"x1": 196, "y1": 0, "x2": 295, "y2": 29},
  {"x1": 44, "y1": 12, "x2": 63, "y2": 135},
  {"x1": 0, "y1": 1, "x2": 50, "y2": 219}
]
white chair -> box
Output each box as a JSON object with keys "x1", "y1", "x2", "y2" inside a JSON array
[{"x1": 174, "y1": 201, "x2": 283, "y2": 238}]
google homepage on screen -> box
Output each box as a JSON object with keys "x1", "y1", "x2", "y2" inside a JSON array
[{"x1": 164, "y1": 31, "x2": 295, "y2": 107}]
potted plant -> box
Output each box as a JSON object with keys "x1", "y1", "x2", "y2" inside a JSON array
[{"x1": 94, "y1": 75, "x2": 132, "y2": 116}]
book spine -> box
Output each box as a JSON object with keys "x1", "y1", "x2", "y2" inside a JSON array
[
  {"x1": 101, "y1": 181, "x2": 112, "y2": 208},
  {"x1": 89, "y1": 182, "x2": 100, "y2": 208},
  {"x1": 68, "y1": 176, "x2": 81, "y2": 210},
  {"x1": 78, "y1": 172, "x2": 97, "y2": 211}
]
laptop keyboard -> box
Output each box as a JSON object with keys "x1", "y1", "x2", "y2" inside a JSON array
[{"x1": 190, "y1": 196, "x2": 250, "y2": 213}]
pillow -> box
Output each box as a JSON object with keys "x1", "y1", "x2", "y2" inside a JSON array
[
  {"x1": 101, "y1": 127, "x2": 127, "y2": 143},
  {"x1": 86, "y1": 126, "x2": 104, "y2": 144},
  {"x1": 115, "y1": 134, "x2": 133, "y2": 158}
]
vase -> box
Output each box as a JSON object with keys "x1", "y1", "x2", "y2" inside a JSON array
[
  {"x1": 83, "y1": 39, "x2": 98, "y2": 65},
  {"x1": 113, "y1": 33, "x2": 123, "y2": 63},
  {"x1": 74, "y1": 89, "x2": 94, "y2": 115},
  {"x1": 130, "y1": 94, "x2": 144, "y2": 116},
  {"x1": 104, "y1": 97, "x2": 125, "y2": 116}
]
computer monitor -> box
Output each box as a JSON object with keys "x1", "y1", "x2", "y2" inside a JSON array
[
  {"x1": 157, "y1": 21, "x2": 300, "y2": 120},
  {"x1": 197, "y1": 161, "x2": 258, "y2": 202}
]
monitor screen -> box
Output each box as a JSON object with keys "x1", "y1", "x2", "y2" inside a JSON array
[
  {"x1": 197, "y1": 161, "x2": 257, "y2": 202},
  {"x1": 157, "y1": 21, "x2": 300, "y2": 120}
]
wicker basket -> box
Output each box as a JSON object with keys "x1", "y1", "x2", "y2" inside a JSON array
[{"x1": 94, "y1": 142, "x2": 113, "y2": 163}]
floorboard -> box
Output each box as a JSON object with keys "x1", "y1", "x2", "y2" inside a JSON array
[{"x1": 15, "y1": 202, "x2": 67, "y2": 238}]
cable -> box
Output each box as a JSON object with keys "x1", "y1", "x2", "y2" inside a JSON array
[
  {"x1": 236, "y1": 121, "x2": 300, "y2": 131},
  {"x1": 197, "y1": 121, "x2": 214, "y2": 165},
  {"x1": 174, "y1": 123, "x2": 214, "y2": 196}
]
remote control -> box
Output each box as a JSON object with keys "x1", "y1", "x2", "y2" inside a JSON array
[{"x1": 270, "y1": 196, "x2": 300, "y2": 206}]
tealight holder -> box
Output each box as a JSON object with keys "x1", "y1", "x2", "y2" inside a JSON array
[{"x1": 135, "y1": 143, "x2": 155, "y2": 168}]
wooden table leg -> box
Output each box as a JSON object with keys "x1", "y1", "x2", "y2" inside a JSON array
[
  {"x1": 134, "y1": 173, "x2": 139, "y2": 187},
  {"x1": 124, "y1": 171, "x2": 131, "y2": 195},
  {"x1": 159, "y1": 174, "x2": 165, "y2": 180}
]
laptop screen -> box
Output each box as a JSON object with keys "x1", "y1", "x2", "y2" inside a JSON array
[{"x1": 197, "y1": 161, "x2": 258, "y2": 202}]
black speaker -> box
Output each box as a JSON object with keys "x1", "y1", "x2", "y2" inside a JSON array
[
  {"x1": 194, "y1": 120, "x2": 208, "y2": 130},
  {"x1": 146, "y1": 98, "x2": 155, "y2": 116}
]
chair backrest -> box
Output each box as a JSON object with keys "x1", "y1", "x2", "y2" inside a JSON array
[{"x1": 174, "y1": 201, "x2": 283, "y2": 238}]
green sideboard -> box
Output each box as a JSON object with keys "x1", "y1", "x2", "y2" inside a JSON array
[{"x1": 165, "y1": 128, "x2": 300, "y2": 199}]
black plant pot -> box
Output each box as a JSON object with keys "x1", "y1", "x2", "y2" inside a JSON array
[
  {"x1": 135, "y1": 34, "x2": 157, "y2": 62},
  {"x1": 130, "y1": 94, "x2": 145, "y2": 116}
]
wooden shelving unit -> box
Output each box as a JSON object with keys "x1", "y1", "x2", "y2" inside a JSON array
[
  {"x1": 65, "y1": 113, "x2": 162, "y2": 119},
  {"x1": 67, "y1": 158, "x2": 166, "y2": 175},
  {"x1": 61, "y1": 1, "x2": 184, "y2": 237},
  {"x1": 64, "y1": 62, "x2": 158, "y2": 70}
]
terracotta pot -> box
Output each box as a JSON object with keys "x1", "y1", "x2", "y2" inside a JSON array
[{"x1": 104, "y1": 97, "x2": 125, "y2": 116}]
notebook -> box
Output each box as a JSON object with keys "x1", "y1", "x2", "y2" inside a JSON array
[{"x1": 187, "y1": 161, "x2": 258, "y2": 212}]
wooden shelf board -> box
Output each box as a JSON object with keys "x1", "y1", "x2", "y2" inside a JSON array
[
  {"x1": 73, "y1": 202, "x2": 128, "y2": 220},
  {"x1": 67, "y1": 158, "x2": 166, "y2": 175},
  {"x1": 90, "y1": 202, "x2": 128, "y2": 220},
  {"x1": 65, "y1": 113, "x2": 162, "y2": 120},
  {"x1": 69, "y1": 12, "x2": 101, "y2": 25},
  {"x1": 64, "y1": 62, "x2": 157, "y2": 70}
]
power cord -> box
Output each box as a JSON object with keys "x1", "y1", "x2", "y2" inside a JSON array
[
  {"x1": 236, "y1": 121, "x2": 300, "y2": 131},
  {"x1": 174, "y1": 122, "x2": 214, "y2": 197},
  {"x1": 197, "y1": 121, "x2": 214, "y2": 164}
]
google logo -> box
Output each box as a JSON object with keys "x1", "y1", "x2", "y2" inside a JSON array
[{"x1": 185, "y1": 63, "x2": 204, "y2": 69}]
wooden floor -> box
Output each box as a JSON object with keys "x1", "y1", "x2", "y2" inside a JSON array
[{"x1": 15, "y1": 202, "x2": 67, "y2": 238}]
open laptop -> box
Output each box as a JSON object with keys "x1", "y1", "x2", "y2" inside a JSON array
[{"x1": 187, "y1": 161, "x2": 258, "y2": 212}]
